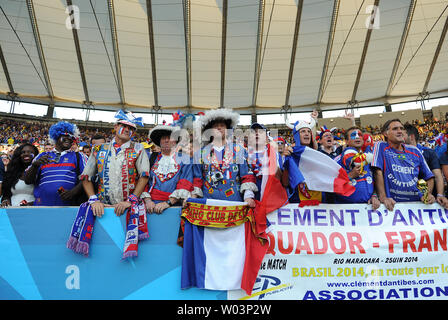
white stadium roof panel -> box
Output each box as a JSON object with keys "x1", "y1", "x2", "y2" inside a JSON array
[{"x1": 0, "y1": 0, "x2": 447, "y2": 115}]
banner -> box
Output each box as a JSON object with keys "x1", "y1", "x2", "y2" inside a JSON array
[
  {"x1": 228, "y1": 202, "x2": 448, "y2": 300},
  {"x1": 0, "y1": 207, "x2": 221, "y2": 300},
  {"x1": 3, "y1": 204, "x2": 448, "y2": 300}
]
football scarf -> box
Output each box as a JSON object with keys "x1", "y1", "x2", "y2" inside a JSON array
[
  {"x1": 122, "y1": 194, "x2": 149, "y2": 259},
  {"x1": 67, "y1": 194, "x2": 149, "y2": 259},
  {"x1": 66, "y1": 201, "x2": 96, "y2": 257}
]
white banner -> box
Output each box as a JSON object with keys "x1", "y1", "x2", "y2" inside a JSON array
[{"x1": 228, "y1": 202, "x2": 448, "y2": 300}]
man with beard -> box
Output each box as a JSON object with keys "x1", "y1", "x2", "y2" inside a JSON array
[{"x1": 24, "y1": 121, "x2": 86, "y2": 206}]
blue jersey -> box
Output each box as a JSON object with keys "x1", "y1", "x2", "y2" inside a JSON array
[
  {"x1": 335, "y1": 147, "x2": 373, "y2": 203},
  {"x1": 372, "y1": 141, "x2": 434, "y2": 202},
  {"x1": 30, "y1": 151, "x2": 86, "y2": 206}
]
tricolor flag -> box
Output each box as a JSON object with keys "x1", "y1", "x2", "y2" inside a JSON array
[
  {"x1": 181, "y1": 143, "x2": 288, "y2": 295},
  {"x1": 285, "y1": 128, "x2": 355, "y2": 197},
  {"x1": 181, "y1": 198, "x2": 270, "y2": 295}
]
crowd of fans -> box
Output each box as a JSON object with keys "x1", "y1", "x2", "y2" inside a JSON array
[{"x1": 1, "y1": 111, "x2": 448, "y2": 211}]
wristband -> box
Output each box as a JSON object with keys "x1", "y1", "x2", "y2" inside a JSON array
[
  {"x1": 371, "y1": 193, "x2": 378, "y2": 198},
  {"x1": 166, "y1": 200, "x2": 172, "y2": 207},
  {"x1": 88, "y1": 195, "x2": 99, "y2": 203},
  {"x1": 128, "y1": 193, "x2": 139, "y2": 204},
  {"x1": 437, "y1": 194, "x2": 445, "y2": 198}
]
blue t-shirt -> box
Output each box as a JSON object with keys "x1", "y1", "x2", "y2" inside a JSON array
[
  {"x1": 416, "y1": 144, "x2": 440, "y2": 171},
  {"x1": 372, "y1": 142, "x2": 434, "y2": 202},
  {"x1": 335, "y1": 147, "x2": 373, "y2": 203},
  {"x1": 30, "y1": 150, "x2": 86, "y2": 206}
]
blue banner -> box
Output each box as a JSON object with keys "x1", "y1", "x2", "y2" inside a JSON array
[{"x1": 0, "y1": 207, "x2": 223, "y2": 300}]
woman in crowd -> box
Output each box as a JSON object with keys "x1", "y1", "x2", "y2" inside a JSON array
[{"x1": 1, "y1": 143, "x2": 39, "y2": 207}]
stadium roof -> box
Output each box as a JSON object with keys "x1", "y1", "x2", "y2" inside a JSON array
[{"x1": 0, "y1": 0, "x2": 447, "y2": 116}]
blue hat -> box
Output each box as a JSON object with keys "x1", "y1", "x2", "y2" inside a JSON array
[
  {"x1": 250, "y1": 122, "x2": 267, "y2": 130},
  {"x1": 114, "y1": 109, "x2": 144, "y2": 129}
]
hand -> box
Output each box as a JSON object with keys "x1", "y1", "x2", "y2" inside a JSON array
[
  {"x1": 59, "y1": 188, "x2": 76, "y2": 201},
  {"x1": 348, "y1": 166, "x2": 362, "y2": 179},
  {"x1": 310, "y1": 109, "x2": 318, "y2": 120},
  {"x1": 91, "y1": 201, "x2": 105, "y2": 217},
  {"x1": 344, "y1": 109, "x2": 354, "y2": 120},
  {"x1": 368, "y1": 196, "x2": 381, "y2": 211},
  {"x1": 282, "y1": 145, "x2": 293, "y2": 157},
  {"x1": 245, "y1": 198, "x2": 256, "y2": 208},
  {"x1": 0, "y1": 199, "x2": 11, "y2": 208},
  {"x1": 154, "y1": 202, "x2": 170, "y2": 214},
  {"x1": 33, "y1": 154, "x2": 53, "y2": 167},
  {"x1": 436, "y1": 195, "x2": 448, "y2": 209},
  {"x1": 380, "y1": 196, "x2": 396, "y2": 211},
  {"x1": 422, "y1": 194, "x2": 436, "y2": 205},
  {"x1": 182, "y1": 199, "x2": 189, "y2": 208},
  {"x1": 144, "y1": 198, "x2": 156, "y2": 213},
  {"x1": 114, "y1": 201, "x2": 132, "y2": 216}
]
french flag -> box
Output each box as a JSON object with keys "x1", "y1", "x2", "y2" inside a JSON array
[
  {"x1": 285, "y1": 128, "x2": 355, "y2": 198},
  {"x1": 181, "y1": 197, "x2": 278, "y2": 295},
  {"x1": 181, "y1": 144, "x2": 288, "y2": 295}
]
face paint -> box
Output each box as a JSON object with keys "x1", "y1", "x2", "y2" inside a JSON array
[
  {"x1": 350, "y1": 130, "x2": 361, "y2": 140},
  {"x1": 118, "y1": 125, "x2": 135, "y2": 137}
]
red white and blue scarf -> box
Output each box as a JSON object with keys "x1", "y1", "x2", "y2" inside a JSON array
[{"x1": 67, "y1": 194, "x2": 149, "y2": 259}]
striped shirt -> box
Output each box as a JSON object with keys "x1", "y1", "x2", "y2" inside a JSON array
[{"x1": 31, "y1": 150, "x2": 86, "y2": 206}]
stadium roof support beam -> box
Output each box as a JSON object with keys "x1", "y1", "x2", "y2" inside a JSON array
[
  {"x1": 66, "y1": 0, "x2": 90, "y2": 107},
  {"x1": 316, "y1": 0, "x2": 340, "y2": 108},
  {"x1": 385, "y1": 0, "x2": 416, "y2": 97},
  {"x1": 26, "y1": 0, "x2": 54, "y2": 103},
  {"x1": 182, "y1": 0, "x2": 192, "y2": 110},
  {"x1": 283, "y1": 0, "x2": 304, "y2": 109},
  {"x1": 421, "y1": 14, "x2": 448, "y2": 96},
  {"x1": 350, "y1": 0, "x2": 380, "y2": 105},
  {"x1": 107, "y1": 0, "x2": 125, "y2": 108},
  {"x1": 251, "y1": 0, "x2": 265, "y2": 116},
  {"x1": 0, "y1": 44, "x2": 14, "y2": 94},
  {"x1": 219, "y1": 0, "x2": 228, "y2": 109},
  {"x1": 146, "y1": 0, "x2": 159, "y2": 110}
]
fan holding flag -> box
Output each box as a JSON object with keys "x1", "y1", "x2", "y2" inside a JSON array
[
  {"x1": 282, "y1": 116, "x2": 355, "y2": 206},
  {"x1": 247, "y1": 122, "x2": 289, "y2": 201},
  {"x1": 181, "y1": 108, "x2": 282, "y2": 295}
]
